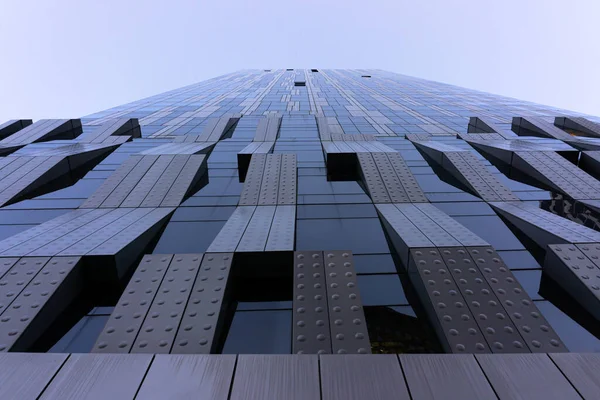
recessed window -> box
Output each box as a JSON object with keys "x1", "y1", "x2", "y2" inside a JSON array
[
  {"x1": 264, "y1": 69, "x2": 271, "y2": 72},
  {"x1": 362, "y1": 75, "x2": 371, "y2": 78},
  {"x1": 286, "y1": 68, "x2": 294, "y2": 71},
  {"x1": 311, "y1": 69, "x2": 319, "y2": 72},
  {"x1": 294, "y1": 81, "x2": 306, "y2": 87}
]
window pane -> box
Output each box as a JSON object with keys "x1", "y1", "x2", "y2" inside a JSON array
[{"x1": 222, "y1": 310, "x2": 291, "y2": 354}]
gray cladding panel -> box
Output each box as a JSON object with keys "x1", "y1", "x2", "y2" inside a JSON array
[
  {"x1": 39, "y1": 353, "x2": 152, "y2": 400},
  {"x1": 230, "y1": 355, "x2": 320, "y2": 400},
  {"x1": 236, "y1": 206, "x2": 276, "y2": 252},
  {"x1": 258, "y1": 154, "x2": 281, "y2": 205},
  {"x1": 0, "y1": 353, "x2": 67, "y2": 399},
  {"x1": 400, "y1": 354, "x2": 496, "y2": 400},
  {"x1": 206, "y1": 206, "x2": 255, "y2": 252},
  {"x1": 172, "y1": 253, "x2": 232, "y2": 354},
  {"x1": 357, "y1": 153, "x2": 390, "y2": 203},
  {"x1": 239, "y1": 154, "x2": 266, "y2": 205},
  {"x1": 476, "y1": 353, "x2": 581, "y2": 400},
  {"x1": 550, "y1": 353, "x2": 600, "y2": 400},
  {"x1": 320, "y1": 355, "x2": 410, "y2": 400},
  {"x1": 265, "y1": 205, "x2": 296, "y2": 251},
  {"x1": 293, "y1": 251, "x2": 331, "y2": 354},
  {"x1": 323, "y1": 251, "x2": 371, "y2": 354}
]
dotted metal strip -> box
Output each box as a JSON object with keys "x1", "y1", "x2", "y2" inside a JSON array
[
  {"x1": 277, "y1": 154, "x2": 297, "y2": 205},
  {"x1": 92, "y1": 254, "x2": 173, "y2": 353},
  {"x1": 372, "y1": 152, "x2": 409, "y2": 203},
  {"x1": 0, "y1": 256, "x2": 82, "y2": 352},
  {"x1": 414, "y1": 203, "x2": 489, "y2": 247},
  {"x1": 239, "y1": 154, "x2": 266, "y2": 206},
  {"x1": 468, "y1": 246, "x2": 566, "y2": 352},
  {"x1": 206, "y1": 206, "x2": 256, "y2": 252},
  {"x1": 357, "y1": 153, "x2": 390, "y2": 203},
  {"x1": 161, "y1": 155, "x2": 207, "y2": 207},
  {"x1": 236, "y1": 206, "x2": 277, "y2": 252},
  {"x1": 323, "y1": 251, "x2": 370, "y2": 354},
  {"x1": 0, "y1": 257, "x2": 50, "y2": 316},
  {"x1": 293, "y1": 251, "x2": 332, "y2": 354},
  {"x1": 396, "y1": 204, "x2": 462, "y2": 247},
  {"x1": 409, "y1": 248, "x2": 489, "y2": 353},
  {"x1": 140, "y1": 155, "x2": 189, "y2": 208},
  {"x1": 100, "y1": 155, "x2": 160, "y2": 208},
  {"x1": 80, "y1": 155, "x2": 143, "y2": 208},
  {"x1": 439, "y1": 247, "x2": 529, "y2": 353},
  {"x1": 265, "y1": 205, "x2": 296, "y2": 251},
  {"x1": 386, "y1": 152, "x2": 428, "y2": 202},
  {"x1": 120, "y1": 155, "x2": 175, "y2": 208},
  {"x1": 258, "y1": 154, "x2": 281, "y2": 206},
  {"x1": 172, "y1": 253, "x2": 232, "y2": 354},
  {"x1": 131, "y1": 254, "x2": 203, "y2": 353},
  {"x1": 458, "y1": 152, "x2": 519, "y2": 201}
]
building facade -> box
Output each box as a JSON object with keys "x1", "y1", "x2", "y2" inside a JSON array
[{"x1": 1, "y1": 69, "x2": 600, "y2": 398}]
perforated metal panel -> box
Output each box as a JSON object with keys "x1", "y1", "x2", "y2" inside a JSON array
[
  {"x1": 357, "y1": 153, "x2": 390, "y2": 203},
  {"x1": 172, "y1": 253, "x2": 232, "y2": 354},
  {"x1": 236, "y1": 206, "x2": 276, "y2": 252},
  {"x1": 239, "y1": 154, "x2": 266, "y2": 205},
  {"x1": 323, "y1": 251, "x2": 370, "y2": 354},
  {"x1": 386, "y1": 152, "x2": 428, "y2": 202},
  {"x1": 258, "y1": 155, "x2": 281, "y2": 206},
  {"x1": 293, "y1": 251, "x2": 331, "y2": 354},
  {"x1": 278, "y1": 154, "x2": 297, "y2": 205},
  {"x1": 265, "y1": 205, "x2": 296, "y2": 251},
  {"x1": 206, "y1": 206, "x2": 256, "y2": 252}
]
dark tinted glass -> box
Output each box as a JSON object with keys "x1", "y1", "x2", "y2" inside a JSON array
[
  {"x1": 49, "y1": 315, "x2": 109, "y2": 353},
  {"x1": 353, "y1": 254, "x2": 397, "y2": 274},
  {"x1": 152, "y1": 221, "x2": 225, "y2": 253},
  {"x1": 536, "y1": 301, "x2": 600, "y2": 352},
  {"x1": 452, "y1": 215, "x2": 525, "y2": 250},
  {"x1": 222, "y1": 310, "x2": 291, "y2": 354},
  {"x1": 296, "y1": 204, "x2": 377, "y2": 219},
  {"x1": 498, "y1": 250, "x2": 541, "y2": 270},
  {"x1": 358, "y1": 274, "x2": 409, "y2": 306},
  {"x1": 513, "y1": 270, "x2": 543, "y2": 300}
]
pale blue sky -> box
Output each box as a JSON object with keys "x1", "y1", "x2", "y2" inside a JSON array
[{"x1": 0, "y1": 0, "x2": 598, "y2": 122}]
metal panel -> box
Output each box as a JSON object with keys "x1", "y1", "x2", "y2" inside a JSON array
[
  {"x1": 396, "y1": 204, "x2": 462, "y2": 248},
  {"x1": 414, "y1": 204, "x2": 490, "y2": 247},
  {"x1": 230, "y1": 355, "x2": 320, "y2": 400},
  {"x1": 0, "y1": 258, "x2": 19, "y2": 280},
  {"x1": 39, "y1": 353, "x2": 152, "y2": 400},
  {"x1": 265, "y1": 205, "x2": 296, "y2": 251},
  {"x1": 408, "y1": 248, "x2": 489, "y2": 353},
  {"x1": 0, "y1": 353, "x2": 67, "y2": 400},
  {"x1": 172, "y1": 253, "x2": 232, "y2": 354},
  {"x1": 386, "y1": 152, "x2": 428, "y2": 202},
  {"x1": 132, "y1": 254, "x2": 203, "y2": 353},
  {"x1": 320, "y1": 355, "x2": 410, "y2": 400},
  {"x1": 323, "y1": 251, "x2": 371, "y2": 354},
  {"x1": 206, "y1": 207, "x2": 256, "y2": 252},
  {"x1": 258, "y1": 154, "x2": 281, "y2": 205},
  {"x1": 161, "y1": 154, "x2": 206, "y2": 206},
  {"x1": 468, "y1": 246, "x2": 566, "y2": 352},
  {"x1": 80, "y1": 156, "x2": 142, "y2": 208},
  {"x1": 277, "y1": 153, "x2": 297, "y2": 205},
  {"x1": 135, "y1": 354, "x2": 236, "y2": 400},
  {"x1": 120, "y1": 155, "x2": 174, "y2": 208},
  {"x1": 100, "y1": 155, "x2": 159, "y2": 208},
  {"x1": 236, "y1": 206, "x2": 276, "y2": 252},
  {"x1": 93, "y1": 255, "x2": 173, "y2": 353},
  {"x1": 0, "y1": 257, "x2": 50, "y2": 316},
  {"x1": 544, "y1": 244, "x2": 600, "y2": 321},
  {"x1": 239, "y1": 154, "x2": 266, "y2": 205},
  {"x1": 357, "y1": 153, "x2": 390, "y2": 203},
  {"x1": 476, "y1": 353, "x2": 581, "y2": 400},
  {"x1": 0, "y1": 119, "x2": 33, "y2": 140},
  {"x1": 400, "y1": 354, "x2": 496, "y2": 400},
  {"x1": 140, "y1": 155, "x2": 188, "y2": 207},
  {"x1": 293, "y1": 251, "x2": 331, "y2": 354},
  {"x1": 372, "y1": 152, "x2": 409, "y2": 202},
  {"x1": 550, "y1": 353, "x2": 600, "y2": 400},
  {"x1": 439, "y1": 247, "x2": 528, "y2": 353},
  {"x1": 0, "y1": 256, "x2": 82, "y2": 352}
]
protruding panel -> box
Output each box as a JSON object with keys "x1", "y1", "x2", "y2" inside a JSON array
[
  {"x1": 0, "y1": 353, "x2": 67, "y2": 400},
  {"x1": 278, "y1": 153, "x2": 297, "y2": 205},
  {"x1": 556, "y1": 116, "x2": 600, "y2": 138},
  {"x1": 413, "y1": 204, "x2": 489, "y2": 247},
  {"x1": 0, "y1": 119, "x2": 33, "y2": 140},
  {"x1": 140, "y1": 155, "x2": 189, "y2": 207},
  {"x1": 580, "y1": 151, "x2": 600, "y2": 179},
  {"x1": 236, "y1": 206, "x2": 276, "y2": 252},
  {"x1": 196, "y1": 116, "x2": 240, "y2": 142},
  {"x1": 0, "y1": 258, "x2": 19, "y2": 280},
  {"x1": 39, "y1": 353, "x2": 152, "y2": 400},
  {"x1": 476, "y1": 353, "x2": 581, "y2": 400},
  {"x1": 396, "y1": 204, "x2": 462, "y2": 248},
  {"x1": 375, "y1": 203, "x2": 434, "y2": 267},
  {"x1": 386, "y1": 152, "x2": 428, "y2": 202},
  {"x1": 140, "y1": 142, "x2": 215, "y2": 155},
  {"x1": 79, "y1": 118, "x2": 140, "y2": 143},
  {"x1": 239, "y1": 154, "x2": 266, "y2": 205},
  {"x1": 206, "y1": 207, "x2": 256, "y2": 252},
  {"x1": 0, "y1": 257, "x2": 83, "y2": 352},
  {"x1": 320, "y1": 355, "x2": 410, "y2": 400},
  {"x1": 357, "y1": 153, "x2": 391, "y2": 203},
  {"x1": 132, "y1": 254, "x2": 203, "y2": 353},
  {"x1": 254, "y1": 116, "x2": 281, "y2": 142},
  {"x1": 468, "y1": 116, "x2": 510, "y2": 135},
  {"x1": 323, "y1": 251, "x2": 371, "y2": 354},
  {"x1": 293, "y1": 251, "x2": 331, "y2": 354},
  {"x1": 230, "y1": 355, "x2": 320, "y2": 400},
  {"x1": 469, "y1": 246, "x2": 566, "y2": 352},
  {"x1": 100, "y1": 155, "x2": 160, "y2": 208},
  {"x1": 0, "y1": 257, "x2": 49, "y2": 315},
  {"x1": 80, "y1": 156, "x2": 142, "y2": 208},
  {"x1": 135, "y1": 354, "x2": 236, "y2": 400},
  {"x1": 171, "y1": 253, "x2": 233, "y2": 354},
  {"x1": 400, "y1": 354, "x2": 496, "y2": 400},
  {"x1": 93, "y1": 255, "x2": 173, "y2": 353},
  {"x1": 237, "y1": 142, "x2": 274, "y2": 181},
  {"x1": 438, "y1": 247, "x2": 528, "y2": 353},
  {"x1": 120, "y1": 155, "x2": 175, "y2": 208},
  {"x1": 408, "y1": 248, "x2": 489, "y2": 353},
  {"x1": 550, "y1": 353, "x2": 600, "y2": 400},
  {"x1": 0, "y1": 119, "x2": 82, "y2": 145},
  {"x1": 161, "y1": 155, "x2": 207, "y2": 207},
  {"x1": 544, "y1": 244, "x2": 600, "y2": 321},
  {"x1": 372, "y1": 152, "x2": 409, "y2": 203},
  {"x1": 491, "y1": 201, "x2": 600, "y2": 246},
  {"x1": 513, "y1": 116, "x2": 573, "y2": 141},
  {"x1": 258, "y1": 154, "x2": 281, "y2": 205},
  {"x1": 265, "y1": 205, "x2": 296, "y2": 251}
]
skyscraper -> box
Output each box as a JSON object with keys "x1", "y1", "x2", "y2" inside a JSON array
[{"x1": 1, "y1": 69, "x2": 599, "y2": 398}]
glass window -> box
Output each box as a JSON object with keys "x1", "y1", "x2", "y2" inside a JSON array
[
  {"x1": 415, "y1": 174, "x2": 462, "y2": 193},
  {"x1": 181, "y1": 196, "x2": 239, "y2": 207},
  {"x1": 0, "y1": 209, "x2": 71, "y2": 225},
  {"x1": 296, "y1": 204, "x2": 377, "y2": 219},
  {"x1": 497, "y1": 250, "x2": 541, "y2": 270},
  {"x1": 513, "y1": 270, "x2": 543, "y2": 300},
  {"x1": 222, "y1": 310, "x2": 291, "y2": 354},
  {"x1": 48, "y1": 315, "x2": 109, "y2": 353},
  {"x1": 237, "y1": 301, "x2": 292, "y2": 311},
  {"x1": 191, "y1": 177, "x2": 243, "y2": 196},
  {"x1": 358, "y1": 274, "x2": 409, "y2": 306},
  {"x1": 452, "y1": 216, "x2": 525, "y2": 250},
  {"x1": 298, "y1": 176, "x2": 365, "y2": 195},
  {"x1": 536, "y1": 301, "x2": 600, "y2": 352},
  {"x1": 296, "y1": 218, "x2": 391, "y2": 254},
  {"x1": 433, "y1": 202, "x2": 495, "y2": 216},
  {"x1": 152, "y1": 221, "x2": 226, "y2": 253},
  {"x1": 39, "y1": 179, "x2": 104, "y2": 199},
  {"x1": 353, "y1": 254, "x2": 397, "y2": 274},
  {"x1": 0, "y1": 224, "x2": 37, "y2": 241},
  {"x1": 171, "y1": 206, "x2": 236, "y2": 222}
]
